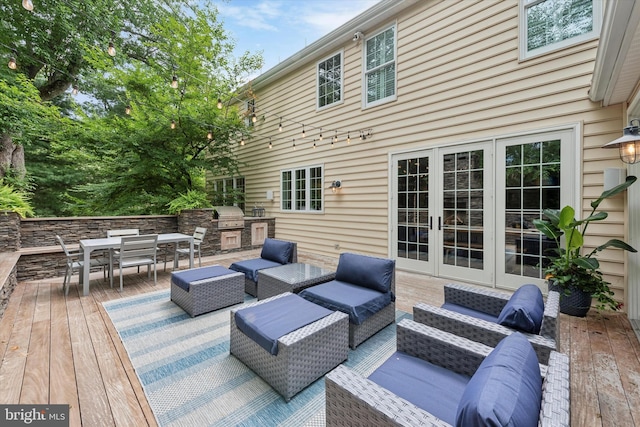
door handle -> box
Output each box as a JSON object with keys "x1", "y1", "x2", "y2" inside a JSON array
[
  {"x1": 438, "y1": 216, "x2": 442, "y2": 230},
  {"x1": 429, "y1": 216, "x2": 433, "y2": 230}
]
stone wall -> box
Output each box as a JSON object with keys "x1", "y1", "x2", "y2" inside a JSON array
[
  {"x1": 0, "y1": 211, "x2": 20, "y2": 251},
  {"x1": 9, "y1": 212, "x2": 276, "y2": 282}
]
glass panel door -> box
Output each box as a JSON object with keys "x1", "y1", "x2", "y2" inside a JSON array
[
  {"x1": 496, "y1": 129, "x2": 575, "y2": 290},
  {"x1": 438, "y1": 143, "x2": 493, "y2": 284},
  {"x1": 393, "y1": 153, "x2": 434, "y2": 274}
]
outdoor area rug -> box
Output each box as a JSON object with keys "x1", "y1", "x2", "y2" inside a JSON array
[{"x1": 103, "y1": 289, "x2": 410, "y2": 427}]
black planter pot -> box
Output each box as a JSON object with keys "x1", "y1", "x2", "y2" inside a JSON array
[{"x1": 548, "y1": 282, "x2": 593, "y2": 317}]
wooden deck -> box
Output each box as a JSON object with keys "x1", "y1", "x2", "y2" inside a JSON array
[{"x1": 1, "y1": 249, "x2": 639, "y2": 426}]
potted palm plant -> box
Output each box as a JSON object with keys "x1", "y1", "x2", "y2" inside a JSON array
[{"x1": 532, "y1": 176, "x2": 637, "y2": 316}]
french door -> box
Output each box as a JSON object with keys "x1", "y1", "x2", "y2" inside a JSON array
[
  {"x1": 392, "y1": 128, "x2": 576, "y2": 289},
  {"x1": 392, "y1": 141, "x2": 493, "y2": 285}
]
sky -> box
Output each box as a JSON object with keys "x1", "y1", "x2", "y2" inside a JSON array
[{"x1": 214, "y1": 0, "x2": 381, "y2": 74}]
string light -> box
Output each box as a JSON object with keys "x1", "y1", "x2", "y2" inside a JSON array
[
  {"x1": 251, "y1": 112, "x2": 257, "y2": 123},
  {"x1": 107, "y1": 31, "x2": 116, "y2": 57},
  {"x1": 207, "y1": 129, "x2": 213, "y2": 139},
  {"x1": 319, "y1": 128, "x2": 323, "y2": 141},
  {"x1": 171, "y1": 74, "x2": 178, "y2": 89},
  {"x1": 302, "y1": 125, "x2": 305, "y2": 138},
  {"x1": 22, "y1": 0, "x2": 34, "y2": 11},
  {"x1": 278, "y1": 118, "x2": 282, "y2": 132},
  {"x1": 125, "y1": 104, "x2": 131, "y2": 115},
  {"x1": 292, "y1": 139, "x2": 296, "y2": 150},
  {"x1": 170, "y1": 119, "x2": 176, "y2": 129},
  {"x1": 217, "y1": 97, "x2": 222, "y2": 109},
  {"x1": 240, "y1": 135, "x2": 245, "y2": 146},
  {"x1": 268, "y1": 137, "x2": 272, "y2": 149},
  {"x1": 347, "y1": 132, "x2": 351, "y2": 144},
  {"x1": 313, "y1": 140, "x2": 317, "y2": 149},
  {"x1": 72, "y1": 84, "x2": 79, "y2": 96},
  {"x1": 7, "y1": 52, "x2": 16, "y2": 70},
  {"x1": 334, "y1": 130, "x2": 338, "y2": 144}
]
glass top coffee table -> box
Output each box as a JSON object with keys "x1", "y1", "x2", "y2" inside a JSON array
[{"x1": 257, "y1": 263, "x2": 336, "y2": 300}]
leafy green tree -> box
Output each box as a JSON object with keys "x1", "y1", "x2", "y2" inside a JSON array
[{"x1": 1, "y1": 1, "x2": 262, "y2": 216}]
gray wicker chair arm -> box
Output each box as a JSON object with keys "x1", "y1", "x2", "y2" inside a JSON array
[
  {"x1": 541, "y1": 290, "x2": 560, "y2": 342},
  {"x1": 443, "y1": 283, "x2": 510, "y2": 316},
  {"x1": 325, "y1": 364, "x2": 452, "y2": 427},
  {"x1": 396, "y1": 319, "x2": 491, "y2": 377},
  {"x1": 413, "y1": 303, "x2": 556, "y2": 364}
]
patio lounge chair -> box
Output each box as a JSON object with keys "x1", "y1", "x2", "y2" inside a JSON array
[
  {"x1": 325, "y1": 319, "x2": 570, "y2": 427},
  {"x1": 413, "y1": 283, "x2": 560, "y2": 363},
  {"x1": 228, "y1": 238, "x2": 297, "y2": 296},
  {"x1": 298, "y1": 252, "x2": 395, "y2": 349}
]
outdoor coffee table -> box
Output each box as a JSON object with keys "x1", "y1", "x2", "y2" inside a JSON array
[{"x1": 257, "y1": 262, "x2": 336, "y2": 300}]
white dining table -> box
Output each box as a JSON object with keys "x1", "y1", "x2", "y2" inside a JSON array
[{"x1": 79, "y1": 233, "x2": 194, "y2": 296}]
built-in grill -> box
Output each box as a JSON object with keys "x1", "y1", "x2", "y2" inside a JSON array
[{"x1": 214, "y1": 206, "x2": 245, "y2": 229}]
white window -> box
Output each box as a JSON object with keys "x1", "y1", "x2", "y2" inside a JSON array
[
  {"x1": 364, "y1": 24, "x2": 397, "y2": 108},
  {"x1": 244, "y1": 99, "x2": 255, "y2": 127},
  {"x1": 317, "y1": 52, "x2": 343, "y2": 110},
  {"x1": 281, "y1": 165, "x2": 323, "y2": 212},
  {"x1": 211, "y1": 177, "x2": 245, "y2": 211},
  {"x1": 520, "y1": 0, "x2": 602, "y2": 59}
]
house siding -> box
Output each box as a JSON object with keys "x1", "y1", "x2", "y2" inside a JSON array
[{"x1": 233, "y1": 0, "x2": 630, "y2": 301}]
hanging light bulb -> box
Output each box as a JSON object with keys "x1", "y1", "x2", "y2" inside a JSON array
[
  {"x1": 319, "y1": 128, "x2": 323, "y2": 141},
  {"x1": 302, "y1": 125, "x2": 305, "y2": 138},
  {"x1": 72, "y1": 84, "x2": 79, "y2": 96},
  {"x1": 207, "y1": 129, "x2": 213, "y2": 140},
  {"x1": 240, "y1": 136, "x2": 245, "y2": 146},
  {"x1": 170, "y1": 120, "x2": 176, "y2": 129},
  {"x1": 22, "y1": 0, "x2": 34, "y2": 11},
  {"x1": 107, "y1": 41, "x2": 116, "y2": 57},
  {"x1": 347, "y1": 132, "x2": 351, "y2": 144},
  {"x1": 217, "y1": 97, "x2": 222, "y2": 109},
  {"x1": 334, "y1": 130, "x2": 338, "y2": 144},
  {"x1": 268, "y1": 138, "x2": 272, "y2": 149},
  {"x1": 125, "y1": 105, "x2": 131, "y2": 115},
  {"x1": 278, "y1": 118, "x2": 282, "y2": 132},
  {"x1": 7, "y1": 55, "x2": 17, "y2": 70},
  {"x1": 292, "y1": 139, "x2": 296, "y2": 150},
  {"x1": 313, "y1": 141, "x2": 317, "y2": 149},
  {"x1": 171, "y1": 75, "x2": 179, "y2": 89},
  {"x1": 251, "y1": 112, "x2": 257, "y2": 123}
]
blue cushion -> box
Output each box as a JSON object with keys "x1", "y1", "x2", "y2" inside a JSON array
[
  {"x1": 298, "y1": 280, "x2": 392, "y2": 325},
  {"x1": 234, "y1": 293, "x2": 333, "y2": 355},
  {"x1": 260, "y1": 238, "x2": 294, "y2": 264},
  {"x1": 229, "y1": 258, "x2": 282, "y2": 283},
  {"x1": 369, "y1": 351, "x2": 470, "y2": 425},
  {"x1": 171, "y1": 265, "x2": 236, "y2": 291},
  {"x1": 442, "y1": 302, "x2": 500, "y2": 323},
  {"x1": 497, "y1": 285, "x2": 545, "y2": 334},
  {"x1": 334, "y1": 253, "x2": 395, "y2": 293},
  {"x1": 456, "y1": 333, "x2": 542, "y2": 427}
]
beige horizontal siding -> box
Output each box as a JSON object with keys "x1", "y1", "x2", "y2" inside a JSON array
[{"x1": 228, "y1": 0, "x2": 631, "y2": 302}]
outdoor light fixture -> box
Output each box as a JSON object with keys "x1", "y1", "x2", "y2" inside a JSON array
[
  {"x1": 22, "y1": 0, "x2": 34, "y2": 11},
  {"x1": 171, "y1": 75, "x2": 179, "y2": 89},
  {"x1": 7, "y1": 54, "x2": 16, "y2": 70},
  {"x1": 125, "y1": 105, "x2": 131, "y2": 115},
  {"x1": 603, "y1": 119, "x2": 640, "y2": 164},
  {"x1": 329, "y1": 180, "x2": 342, "y2": 193}
]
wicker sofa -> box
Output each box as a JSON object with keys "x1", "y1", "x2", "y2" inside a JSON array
[
  {"x1": 298, "y1": 252, "x2": 395, "y2": 349},
  {"x1": 228, "y1": 238, "x2": 297, "y2": 296},
  {"x1": 325, "y1": 319, "x2": 570, "y2": 427},
  {"x1": 413, "y1": 283, "x2": 560, "y2": 364}
]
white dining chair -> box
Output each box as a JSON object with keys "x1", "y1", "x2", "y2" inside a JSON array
[
  {"x1": 56, "y1": 235, "x2": 108, "y2": 295},
  {"x1": 110, "y1": 234, "x2": 158, "y2": 292},
  {"x1": 166, "y1": 227, "x2": 207, "y2": 270}
]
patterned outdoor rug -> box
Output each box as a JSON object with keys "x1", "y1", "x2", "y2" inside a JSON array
[{"x1": 103, "y1": 289, "x2": 409, "y2": 427}]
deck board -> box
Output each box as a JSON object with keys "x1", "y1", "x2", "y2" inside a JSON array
[{"x1": 0, "y1": 250, "x2": 639, "y2": 426}]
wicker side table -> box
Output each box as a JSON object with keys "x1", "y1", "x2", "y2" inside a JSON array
[
  {"x1": 171, "y1": 265, "x2": 244, "y2": 317},
  {"x1": 257, "y1": 263, "x2": 336, "y2": 300}
]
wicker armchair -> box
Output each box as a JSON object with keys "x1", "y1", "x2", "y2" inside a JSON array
[
  {"x1": 325, "y1": 319, "x2": 570, "y2": 427},
  {"x1": 413, "y1": 283, "x2": 559, "y2": 364},
  {"x1": 229, "y1": 238, "x2": 297, "y2": 296}
]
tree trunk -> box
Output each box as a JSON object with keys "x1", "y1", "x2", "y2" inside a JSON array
[{"x1": 0, "y1": 134, "x2": 26, "y2": 180}]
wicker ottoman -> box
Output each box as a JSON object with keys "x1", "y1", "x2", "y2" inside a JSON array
[
  {"x1": 171, "y1": 265, "x2": 244, "y2": 317},
  {"x1": 230, "y1": 292, "x2": 349, "y2": 401}
]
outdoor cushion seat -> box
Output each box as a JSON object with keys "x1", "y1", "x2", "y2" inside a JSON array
[
  {"x1": 298, "y1": 252, "x2": 395, "y2": 348},
  {"x1": 414, "y1": 283, "x2": 560, "y2": 364},
  {"x1": 229, "y1": 238, "x2": 297, "y2": 296},
  {"x1": 234, "y1": 293, "x2": 334, "y2": 355},
  {"x1": 325, "y1": 319, "x2": 570, "y2": 427}
]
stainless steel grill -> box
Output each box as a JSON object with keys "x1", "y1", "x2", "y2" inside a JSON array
[{"x1": 214, "y1": 206, "x2": 245, "y2": 229}]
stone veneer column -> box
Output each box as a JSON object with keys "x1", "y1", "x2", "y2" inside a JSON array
[{"x1": 0, "y1": 211, "x2": 20, "y2": 252}]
